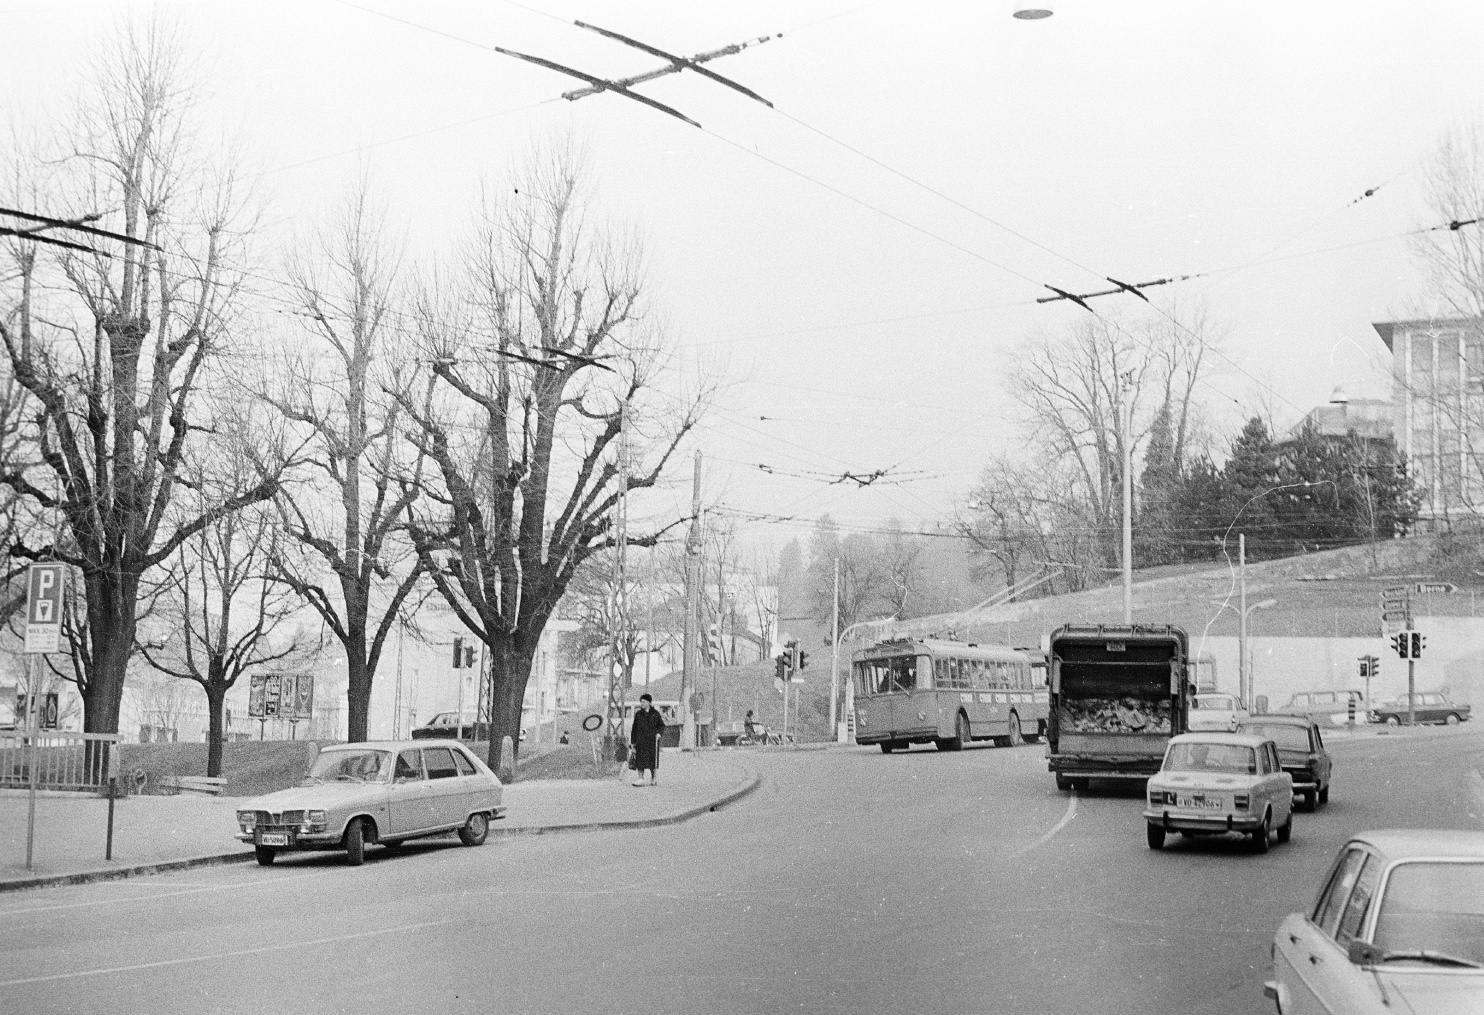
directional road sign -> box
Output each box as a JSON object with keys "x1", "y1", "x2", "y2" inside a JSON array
[
  {"x1": 1415, "y1": 582, "x2": 1457, "y2": 595},
  {"x1": 1380, "y1": 585, "x2": 1411, "y2": 635}
]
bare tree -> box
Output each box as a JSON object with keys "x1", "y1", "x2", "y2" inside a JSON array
[
  {"x1": 139, "y1": 448, "x2": 312, "y2": 776},
  {"x1": 1413, "y1": 118, "x2": 1484, "y2": 319},
  {"x1": 264, "y1": 182, "x2": 427, "y2": 742},
  {"x1": 399, "y1": 139, "x2": 706, "y2": 763},
  {"x1": 0, "y1": 21, "x2": 281, "y2": 735}
]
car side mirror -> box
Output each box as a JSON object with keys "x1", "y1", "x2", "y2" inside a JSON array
[{"x1": 1348, "y1": 939, "x2": 1383, "y2": 965}]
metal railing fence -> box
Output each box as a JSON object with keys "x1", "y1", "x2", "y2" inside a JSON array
[{"x1": 0, "y1": 731, "x2": 122, "y2": 792}]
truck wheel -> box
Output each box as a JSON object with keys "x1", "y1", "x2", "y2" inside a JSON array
[
  {"x1": 1302, "y1": 789, "x2": 1317, "y2": 812},
  {"x1": 1146, "y1": 823, "x2": 1165, "y2": 850},
  {"x1": 1073, "y1": 778, "x2": 1091, "y2": 792},
  {"x1": 879, "y1": 742, "x2": 895, "y2": 754},
  {"x1": 254, "y1": 846, "x2": 276, "y2": 866},
  {"x1": 1318, "y1": 784, "x2": 1329, "y2": 805},
  {"x1": 345, "y1": 817, "x2": 366, "y2": 866},
  {"x1": 1055, "y1": 775, "x2": 1073, "y2": 792},
  {"x1": 1250, "y1": 813, "x2": 1270, "y2": 854}
]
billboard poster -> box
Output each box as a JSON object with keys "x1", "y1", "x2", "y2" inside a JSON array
[
  {"x1": 248, "y1": 674, "x2": 267, "y2": 718},
  {"x1": 293, "y1": 674, "x2": 314, "y2": 718}
]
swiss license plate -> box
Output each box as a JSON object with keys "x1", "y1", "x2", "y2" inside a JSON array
[
  {"x1": 1179, "y1": 796, "x2": 1224, "y2": 810},
  {"x1": 258, "y1": 832, "x2": 290, "y2": 846}
]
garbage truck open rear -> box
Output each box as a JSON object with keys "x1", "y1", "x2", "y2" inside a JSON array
[{"x1": 1047, "y1": 624, "x2": 1190, "y2": 790}]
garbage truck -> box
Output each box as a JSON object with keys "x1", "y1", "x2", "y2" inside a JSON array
[{"x1": 1046, "y1": 623, "x2": 1191, "y2": 791}]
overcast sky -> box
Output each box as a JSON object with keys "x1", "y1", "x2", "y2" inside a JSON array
[{"x1": 7, "y1": 0, "x2": 1484, "y2": 552}]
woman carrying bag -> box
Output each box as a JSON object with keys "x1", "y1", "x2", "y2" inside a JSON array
[{"x1": 629, "y1": 693, "x2": 665, "y2": 787}]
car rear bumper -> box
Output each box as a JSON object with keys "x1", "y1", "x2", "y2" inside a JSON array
[{"x1": 1142, "y1": 808, "x2": 1265, "y2": 832}]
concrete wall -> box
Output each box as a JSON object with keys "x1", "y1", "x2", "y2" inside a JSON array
[{"x1": 1190, "y1": 614, "x2": 1484, "y2": 711}]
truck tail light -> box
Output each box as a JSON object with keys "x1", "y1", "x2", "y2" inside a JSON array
[{"x1": 1233, "y1": 793, "x2": 1250, "y2": 809}]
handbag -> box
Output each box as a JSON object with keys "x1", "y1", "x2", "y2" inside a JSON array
[{"x1": 627, "y1": 745, "x2": 638, "y2": 770}]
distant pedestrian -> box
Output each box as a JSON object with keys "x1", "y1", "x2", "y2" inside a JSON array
[
  {"x1": 630, "y1": 693, "x2": 665, "y2": 787},
  {"x1": 558, "y1": 730, "x2": 570, "y2": 745}
]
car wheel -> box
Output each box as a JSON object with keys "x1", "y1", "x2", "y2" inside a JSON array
[
  {"x1": 1276, "y1": 810, "x2": 1292, "y2": 845},
  {"x1": 459, "y1": 811, "x2": 489, "y2": 847},
  {"x1": 879, "y1": 742, "x2": 895, "y2": 754},
  {"x1": 1250, "y1": 813, "x2": 1270, "y2": 854},
  {"x1": 1385, "y1": 715, "x2": 1400, "y2": 727},
  {"x1": 1055, "y1": 775, "x2": 1073, "y2": 792},
  {"x1": 345, "y1": 817, "x2": 366, "y2": 866},
  {"x1": 1447, "y1": 713, "x2": 1462, "y2": 725},
  {"x1": 254, "y1": 846, "x2": 276, "y2": 866},
  {"x1": 1073, "y1": 778, "x2": 1091, "y2": 792},
  {"x1": 1301, "y1": 789, "x2": 1317, "y2": 812},
  {"x1": 1146, "y1": 823, "x2": 1165, "y2": 850},
  {"x1": 1318, "y1": 784, "x2": 1329, "y2": 805}
]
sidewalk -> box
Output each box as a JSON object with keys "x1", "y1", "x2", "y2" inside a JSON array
[{"x1": 0, "y1": 750, "x2": 759, "y2": 893}]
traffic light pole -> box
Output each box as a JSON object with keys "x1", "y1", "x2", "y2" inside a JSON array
[{"x1": 1407, "y1": 619, "x2": 1416, "y2": 727}]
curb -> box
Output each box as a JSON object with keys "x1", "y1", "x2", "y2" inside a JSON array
[
  {"x1": 0, "y1": 771, "x2": 763, "y2": 894},
  {"x1": 490, "y1": 770, "x2": 763, "y2": 837},
  {"x1": 0, "y1": 851, "x2": 256, "y2": 894}
]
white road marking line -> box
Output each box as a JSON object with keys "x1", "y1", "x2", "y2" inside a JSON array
[
  {"x1": 0, "y1": 868, "x2": 329, "y2": 919},
  {"x1": 1015, "y1": 792, "x2": 1077, "y2": 856},
  {"x1": 0, "y1": 918, "x2": 455, "y2": 987}
]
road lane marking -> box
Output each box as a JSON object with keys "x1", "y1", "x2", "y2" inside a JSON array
[
  {"x1": 1014, "y1": 792, "x2": 1077, "y2": 856},
  {"x1": 0, "y1": 918, "x2": 455, "y2": 987},
  {"x1": 0, "y1": 868, "x2": 328, "y2": 919}
]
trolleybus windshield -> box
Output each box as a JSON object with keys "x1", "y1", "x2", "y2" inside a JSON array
[{"x1": 855, "y1": 655, "x2": 921, "y2": 695}]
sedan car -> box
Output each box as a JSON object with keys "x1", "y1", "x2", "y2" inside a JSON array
[
  {"x1": 1188, "y1": 692, "x2": 1250, "y2": 732},
  {"x1": 410, "y1": 711, "x2": 526, "y2": 741},
  {"x1": 236, "y1": 741, "x2": 504, "y2": 866},
  {"x1": 1371, "y1": 692, "x2": 1471, "y2": 727},
  {"x1": 1237, "y1": 714, "x2": 1332, "y2": 811},
  {"x1": 1266, "y1": 829, "x2": 1484, "y2": 1014},
  {"x1": 1144, "y1": 732, "x2": 1293, "y2": 853}
]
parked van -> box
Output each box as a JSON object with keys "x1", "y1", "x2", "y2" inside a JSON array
[{"x1": 1276, "y1": 689, "x2": 1369, "y2": 726}]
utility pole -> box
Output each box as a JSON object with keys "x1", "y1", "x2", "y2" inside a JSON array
[
  {"x1": 680, "y1": 451, "x2": 702, "y2": 749},
  {"x1": 604, "y1": 404, "x2": 632, "y2": 756},
  {"x1": 1121, "y1": 372, "x2": 1133, "y2": 624},
  {"x1": 829, "y1": 556, "x2": 841, "y2": 741},
  {"x1": 1239, "y1": 533, "x2": 1248, "y2": 711}
]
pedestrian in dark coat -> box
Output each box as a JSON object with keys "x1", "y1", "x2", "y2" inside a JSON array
[{"x1": 630, "y1": 693, "x2": 665, "y2": 787}]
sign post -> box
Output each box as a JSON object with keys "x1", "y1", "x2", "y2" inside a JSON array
[{"x1": 23, "y1": 562, "x2": 65, "y2": 871}]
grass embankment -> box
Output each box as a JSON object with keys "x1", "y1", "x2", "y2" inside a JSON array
[{"x1": 116, "y1": 741, "x2": 322, "y2": 797}]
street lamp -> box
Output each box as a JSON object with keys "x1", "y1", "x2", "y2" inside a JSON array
[{"x1": 1239, "y1": 598, "x2": 1276, "y2": 712}]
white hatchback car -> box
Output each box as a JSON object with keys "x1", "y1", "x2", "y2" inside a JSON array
[
  {"x1": 1144, "y1": 732, "x2": 1293, "y2": 853},
  {"x1": 1188, "y1": 692, "x2": 1250, "y2": 732},
  {"x1": 236, "y1": 741, "x2": 504, "y2": 866}
]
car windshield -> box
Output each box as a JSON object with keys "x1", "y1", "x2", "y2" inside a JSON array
[
  {"x1": 1372, "y1": 861, "x2": 1484, "y2": 966},
  {"x1": 307, "y1": 749, "x2": 391, "y2": 783},
  {"x1": 1194, "y1": 696, "x2": 1237, "y2": 710},
  {"x1": 1163, "y1": 742, "x2": 1256, "y2": 774},
  {"x1": 1237, "y1": 724, "x2": 1311, "y2": 751}
]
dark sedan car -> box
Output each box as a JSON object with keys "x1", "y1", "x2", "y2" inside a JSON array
[
  {"x1": 1370, "y1": 693, "x2": 1471, "y2": 727},
  {"x1": 1237, "y1": 714, "x2": 1332, "y2": 811},
  {"x1": 411, "y1": 711, "x2": 524, "y2": 742}
]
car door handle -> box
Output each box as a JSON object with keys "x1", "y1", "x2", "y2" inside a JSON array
[
  {"x1": 1288, "y1": 934, "x2": 1301, "y2": 945},
  {"x1": 1307, "y1": 954, "x2": 1322, "y2": 966}
]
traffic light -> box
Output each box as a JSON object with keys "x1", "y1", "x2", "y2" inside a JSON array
[
  {"x1": 1391, "y1": 633, "x2": 1409, "y2": 659},
  {"x1": 775, "y1": 655, "x2": 787, "y2": 682},
  {"x1": 452, "y1": 636, "x2": 464, "y2": 668},
  {"x1": 706, "y1": 623, "x2": 721, "y2": 664},
  {"x1": 798, "y1": 650, "x2": 808, "y2": 672},
  {"x1": 1358, "y1": 659, "x2": 1369, "y2": 678},
  {"x1": 1410, "y1": 632, "x2": 1425, "y2": 658}
]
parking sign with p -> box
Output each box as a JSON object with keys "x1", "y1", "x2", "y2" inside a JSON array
[{"x1": 24, "y1": 563, "x2": 65, "y2": 654}]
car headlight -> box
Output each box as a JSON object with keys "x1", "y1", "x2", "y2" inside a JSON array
[
  {"x1": 237, "y1": 810, "x2": 257, "y2": 831},
  {"x1": 1148, "y1": 789, "x2": 1163, "y2": 806},
  {"x1": 302, "y1": 810, "x2": 329, "y2": 833}
]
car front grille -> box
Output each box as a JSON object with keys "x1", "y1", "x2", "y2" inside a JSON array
[{"x1": 254, "y1": 809, "x2": 305, "y2": 830}]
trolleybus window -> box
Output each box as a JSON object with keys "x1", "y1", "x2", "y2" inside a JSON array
[{"x1": 854, "y1": 655, "x2": 924, "y2": 695}]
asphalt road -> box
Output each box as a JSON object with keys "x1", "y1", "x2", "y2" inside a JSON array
[{"x1": 2, "y1": 725, "x2": 1481, "y2": 1014}]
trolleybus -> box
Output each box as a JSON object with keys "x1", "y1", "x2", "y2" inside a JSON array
[{"x1": 851, "y1": 638, "x2": 1048, "y2": 753}]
